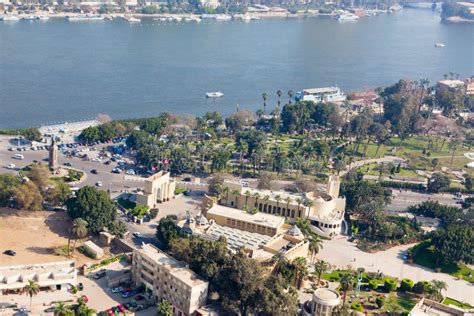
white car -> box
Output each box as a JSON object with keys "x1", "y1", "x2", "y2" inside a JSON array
[
  {"x1": 7, "y1": 163, "x2": 15, "y2": 169},
  {"x1": 92, "y1": 157, "x2": 102, "y2": 162},
  {"x1": 125, "y1": 169, "x2": 135, "y2": 175},
  {"x1": 133, "y1": 232, "x2": 141, "y2": 238},
  {"x1": 96, "y1": 181, "x2": 103, "y2": 187},
  {"x1": 111, "y1": 286, "x2": 123, "y2": 293}
]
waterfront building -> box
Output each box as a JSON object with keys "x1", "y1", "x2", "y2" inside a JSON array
[
  {"x1": 136, "y1": 171, "x2": 176, "y2": 208},
  {"x1": 214, "y1": 176, "x2": 346, "y2": 238},
  {"x1": 437, "y1": 80, "x2": 466, "y2": 93},
  {"x1": 131, "y1": 244, "x2": 209, "y2": 316},
  {"x1": 0, "y1": 261, "x2": 76, "y2": 295},
  {"x1": 295, "y1": 87, "x2": 347, "y2": 103},
  {"x1": 302, "y1": 288, "x2": 341, "y2": 316}
]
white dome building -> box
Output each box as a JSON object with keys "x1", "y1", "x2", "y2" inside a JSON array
[{"x1": 303, "y1": 288, "x2": 341, "y2": 316}]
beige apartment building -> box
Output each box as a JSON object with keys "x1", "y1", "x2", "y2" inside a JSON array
[{"x1": 131, "y1": 244, "x2": 208, "y2": 316}]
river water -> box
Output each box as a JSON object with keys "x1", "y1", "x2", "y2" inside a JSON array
[{"x1": 0, "y1": 8, "x2": 473, "y2": 128}]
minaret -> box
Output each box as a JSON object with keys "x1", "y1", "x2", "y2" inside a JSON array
[{"x1": 49, "y1": 136, "x2": 58, "y2": 172}]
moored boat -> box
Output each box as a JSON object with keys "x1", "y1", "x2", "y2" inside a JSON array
[{"x1": 206, "y1": 91, "x2": 224, "y2": 98}]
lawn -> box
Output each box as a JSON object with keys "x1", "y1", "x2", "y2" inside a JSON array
[
  {"x1": 442, "y1": 297, "x2": 473, "y2": 310},
  {"x1": 411, "y1": 242, "x2": 474, "y2": 283},
  {"x1": 357, "y1": 162, "x2": 424, "y2": 180}
]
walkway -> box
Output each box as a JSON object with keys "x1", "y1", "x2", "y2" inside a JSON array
[
  {"x1": 317, "y1": 237, "x2": 474, "y2": 305},
  {"x1": 340, "y1": 156, "x2": 406, "y2": 176}
]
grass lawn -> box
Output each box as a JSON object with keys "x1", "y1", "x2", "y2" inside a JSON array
[
  {"x1": 412, "y1": 243, "x2": 474, "y2": 283},
  {"x1": 380, "y1": 293, "x2": 417, "y2": 313},
  {"x1": 357, "y1": 162, "x2": 424, "y2": 180},
  {"x1": 443, "y1": 297, "x2": 474, "y2": 310}
]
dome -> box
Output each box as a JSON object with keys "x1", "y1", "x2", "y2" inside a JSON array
[
  {"x1": 195, "y1": 214, "x2": 209, "y2": 225},
  {"x1": 287, "y1": 225, "x2": 302, "y2": 236}
]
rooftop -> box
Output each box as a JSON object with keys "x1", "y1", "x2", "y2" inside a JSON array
[
  {"x1": 302, "y1": 87, "x2": 341, "y2": 94},
  {"x1": 0, "y1": 261, "x2": 75, "y2": 278},
  {"x1": 204, "y1": 223, "x2": 272, "y2": 250},
  {"x1": 138, "y1": 244, "x2": 208, "y2": 288},
  {"x1": 206, "y1": 204, "x2": 285, "y2": 229}
]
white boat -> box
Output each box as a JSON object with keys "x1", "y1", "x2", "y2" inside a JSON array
[
  {"x1": 2, "y1": 15, "x2": 20, "y2": 21},
  {"x1": 67, "y1": 15, "x2": 105, "y2": 22},
  {"x1": 38, "y1": 16, "x2": 50, "y2": 21},
  {"x1": 434, "y1": 43, "x2": 445, "y2": 48},
  {"x1": 337, "y1": 13, "x2": 359, "y2": 21},
  {"x1": 215, "y1": 14, "x2": 232, "y2": 21},
  {"x1": 206, "y1": 91, "x2": 224, "y2": 98},
  {"x1": 296, "y1": 86, "x2": 346, "y2": 103},
  {"x1": 124, "y1": 16, "x2": 141, "y2": 23},
  {"x1": 21, "y1": 15, "x2": 39, "y2": 21},
  {"x1": 184, "y1": 16, "x2": 201, "y2": 22}
]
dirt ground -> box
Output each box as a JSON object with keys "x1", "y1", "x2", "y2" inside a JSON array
[{"x1": 0, "y1": 208, "x2": 96, "y2": 266}]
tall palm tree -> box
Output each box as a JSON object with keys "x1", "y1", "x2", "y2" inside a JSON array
[
  {"x1": 308, "y1": 236, "x2": 323, "y2": 264},
  {"x1": 274, "y1": 195, "x2": 282, "y2": 215},
  {"x1": 54, "y1": 302, "x2": 73, "y2": 316},
  {"x1": 305, "y1": 200, "x2": 314, "y2": 219},
  {"x1": 232, "y1": 189, "x2": 240, "y2": 207},
  {"x1": 340, "y1": 272, "x2": 353, "y2": 306},
  {"x1": 263, "y1": 195, "x2": 270, "y2": 213},
  {"x1": 292, "y1": 257, "x2": 308, "y2": 289},
  {"x1": 253, "y1": 192, "x2": 261, "y2": 208},
  {"x1": 277, "y1": 90, "x2": 283, "y2": 108},
  {"x1": 77, "y1": 296, "x2": 96, "y2": 316},
  {"x1": 296, "y1": 198, "x2": 303, "y2": 218},
  {"x1": 430, "y1": 280, "x2": 448, "y2": 301},
  {"x1": 314, "y1": 260, "x2": 329, "y2": 286},
  {"x1": 285, "y1": 196, "x2": 292, "y2": 217},
  {"x1": 222, "y1": 186, "x2": 230, "y2": 205},
  {"x1": 25, "y1": 279, "x2": 40, "y2": 312},
  {"x1": 244, "y1": 190, "x2": 252, "y2": 208},
  {"x1": 71, "y1": 218, "x2": 88, "y2": 256},
  {"x1": 288, "y1": 90, "x2": 294, "y2": 104},
  {"x1": 272, "y1": 252, "x2": 287, "y2": 276},
  {"x1": 262, "y1": 92, "x2": 268, "y2": 115}
]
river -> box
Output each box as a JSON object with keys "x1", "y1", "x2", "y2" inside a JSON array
[{"x1": 0, "y1": 8, "x2": 473, "y2": 128}]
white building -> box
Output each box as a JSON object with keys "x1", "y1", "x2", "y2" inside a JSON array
[
  {"x1": 131, "y1": 244, "x2": 208, "y2": 316},
  {"x1": 303, "y1": 288, "x2": 341, "y2": 316},
  {"x1": 0, "y1": 261, "x2": 77, "y2": 294},
  {"x1": 296, "y1": 87, "x2": 347, "y2": 103},
  {"x1": 136, "y1": 171, "x2": 176, "y2": 208}
]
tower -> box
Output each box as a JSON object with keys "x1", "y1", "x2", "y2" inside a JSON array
[
  {"x1": 49, "y1": 136, "x2": 58, "y2": 172},
  {"x1": 326, "y1": 175, "x2": 341, "y2": 198}
]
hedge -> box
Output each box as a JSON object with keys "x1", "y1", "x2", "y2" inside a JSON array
[
  {"x1": 380, "y1": 181, "x2": 426, "y2": 191},
  {"x1": 384, "y1": 278, "x2": 398, "y2": 292},
  {"x1": 351, "y1": 303, "x2": 363, "y2": 312},
  {"x1": 413, "y1": 280, "x2": 431, "y2": 294},
  {"x1": 400, "y1": 278, "x2": 414, "y2": 292},
  {"x1": 369, "y1": 280, "x2": 379, "y2": 290}
]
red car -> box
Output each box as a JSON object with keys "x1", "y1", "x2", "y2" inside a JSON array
[
  {"x1": 106, "y1": 308, "x2": 114, "y2": 315},
  {"x1": 117, "y1": 304, "x2": 126, "y2": 313},
  {"x1": 81, "y1": 295, "x2": 89, "y2": 303}
]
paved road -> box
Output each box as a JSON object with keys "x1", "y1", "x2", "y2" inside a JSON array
[
  {"x1": 317, "y1": 237, "x2": 474, "y2": 305},
  {"x1": 387, "y1": 189, "x2": 460, "y2": 212},
  {"x1": 341, "y1": 156, "x2": 406, "y2": 176}
]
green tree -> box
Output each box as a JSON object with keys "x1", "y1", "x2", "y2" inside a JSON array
[
  {"x1": 0, "y1": 173, "x2": 20, "y2": 206},
  {"x1": 14, "y1": 181, "x2": 43, "y2": 211},
  {"x1": 71, "y1": 218, "x2": 88, "y2": 256},
  {"x1": 46, "y1": 180, "x2": 70, "y2": 206},
  {"x1": 54, "y1": 302, "x2": 73, "y2": 316},
  {"x1": 259, "y1": 275, "x2": 299, "y2": 315},
  {"x1": 25, "y1": 279, "x2": 40, "y2": 312},
  {"x1": 262, "y1": 92, "x2": 268, "y2": 114},
  {"x1": 432, "y1": 224, "x2": 474, "y2": 264},
  {"x1": 429, "y1": 280, "x2": 448, "y2": 301},
  {"x1": 427, "y1": 172, "x2": 451, "y2": 193},
  {"x1": 314, "y1": 260, "x2": 329, "y2": 286},
  {"x1": 156, "y1": 216, "x2": 180, "y2": 250},
  {"x1": 66, "y1": 186, "x2": 116, "y2": 233},
  {"x1": 157, "y1": 299, "x2": 173, "y2": 316}
]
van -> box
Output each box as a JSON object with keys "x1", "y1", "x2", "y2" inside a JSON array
[{"x1": 13, "y1": 154, "x2": 24, "y2": 160}]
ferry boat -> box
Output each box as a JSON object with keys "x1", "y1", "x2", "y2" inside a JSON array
[
  {"x1": 38, "y1": 16, "x2": 50, "y2": 21},
  {"x1": 215, "y1": 14, "x2": 232, "y2": 21},
  {"x1": 66, "y1": 15, "x2": 105, "y2": 22},
  {"x1": 434, "y1": 43, "x2": 445, "y2": 48},
  {"x1": 21, "y1": 15, "x2": 39, "y2": 21},
  {"x1": 206, "y1": 91, "x2": 224, "y2": 98},
  {"x1": 184, "y1": 16, "x2": 201, "y2": 22},
  {"x1": 337, "y1": 13, "x2": 359, "y2": 21},
  {"x1": 296, "y1": 87, "x2": 346, "y2": 103},
  {"x1": 1, "y1": 15, "x2": 20, "y2": 21}
]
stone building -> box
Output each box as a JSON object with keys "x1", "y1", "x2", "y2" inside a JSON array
[
  {"x1": 302, "y1": 288, "x2": 341, "y2": 316},
  {"x1": 136, "y1": 171, "x2": 176, "y2": 208}
]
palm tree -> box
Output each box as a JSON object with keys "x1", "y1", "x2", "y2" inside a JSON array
[
  {"x1": 263, "y1": 195, "x2": 270, "y2": 213},
  {"x1": 314, "y1": 260, "x2": 329, "y2": 286},
  {"x1": 222, "y1": 186, "x2": 230, "y2": 205},
  {"x1": 288, "y1": 90, "x2": 294, "y2": 104},
  {"x1": 262, "y1": 92, "x2": 268, "y2": 115},
  {"x1": 25, "y1": 279, "x2": 40, "y2": 312},
  {"x1": 232, "y1": 189, "x2": 240, "y2": 207},
  {"x1": 54, "y1": 302, "x2": 73, "y2": 316},
  {"x1": 76, "y1": 296, "x2": 96, "y2": 316},
  {"x1": 305, "y1": 200, "x2": 314, "y2": 219},
  {"x1": 430, "y1": 280, "x2": 448, "y2": 301},
  {"x1": 253, "y1": 192, "x2": 260, "y2": 209},
  {"x1": 285, "y1": 196, "x2": 292, "y2": 217},
  {"x1": 244, "y1": 190, "x2": 252, "y2": 208},
  {"x1": 272, "y1": 252, "x2": 287, "y2": 275},
  {"x1": 308, "y1": 236, "x2": 323, "y2": 264},
  {"x1": 448, "y1": 138, "x2": 460, "y2": 165},
  {"x1": 292, "y1": 257, "x2": 308, "y2": 289},
  {"x1": 275, "y1": 194, "x2": 282, "y2": 215},
  {"x1": 71, "y1": 218, "x2": 88, "y2": 256},
  {"x1": 340, "y1": 272, "x2": 353, "y2": 306},
  {"x1": 277, "y1": 90, "x2": 283, "y2": 108},
  {"x1": 296, "y1": 198, "x2": 303, "y2": 218}
]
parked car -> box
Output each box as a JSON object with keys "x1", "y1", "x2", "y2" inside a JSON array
[
  {"x1": 91, "y1": 169, "x2": 98, "y2": 174},
  {"x1": 135, "y1": 294, "x2": 145, "y2": 301},
  {"x1": 121, "y1": 290, "x2": 137, "y2": 298},
  {"x1": 111, "y1": 286, "x2": 123, "y2": 293},
  {"x1": 117, "y1": 305, "x2": 126, "y2": 313},
  {"x1": 81, "y1": 295, "x2": 89, "y2": 303},
  {"x1": 93, "y1": 270, "x2": 106, "y2": 279},
  {"x1": 132, "y1": 232, "x2": 141, "y2": 238},
  {"x1": 78, "y1": 282, "x2": 84, "y2": 291},
  {"x1": 63, "y1": 162, "x2": 73, "y2": 167},
  {"x1": 125, "y1": 169, "x2": 135, "y2": 175},
  {"x1": 96, "y1": 181, "x2": 103, "y2": 187},
  {"x1": 6, "y1": 163, "x2": 15, "y2": 169},
  {"x1": 3, "y1": 250, "x2": 16, "y2": 256},
  {"x1": 44, "y1": 306, "x2": 56, "y2": 313}
]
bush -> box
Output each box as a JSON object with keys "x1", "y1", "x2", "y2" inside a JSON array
[
  {"x1": 369, "y1": 280, "x2": 379, "y2": 290},
  {"x1": 174, "y1": 186, "x2": 187, "y2": 195},
  {"x1": 400, "y1": 278, "x2": 414, "y2": 292},
  {"x1": 384, "y1": 278, "x2": 398, "y2": 292},
  {"x1": 413, "y1": 280, "x2": 430, "y2": 294},
  {"x1": 375, "y1": 296, "x2": 385, "y2": 308},
  {"x1": 380, "y1": 181, "x2": 425, "y2": 191},
  {"x1": 351, "y1": 303, "x2": 363, "y2": 312},
  {"x1": 149, "y1": 208, "x2": 158, "y2": 219}
]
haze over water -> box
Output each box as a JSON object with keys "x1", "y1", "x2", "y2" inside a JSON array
[{"x1": 0, "y1": 8, "x2": 473, "y2": 129}]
